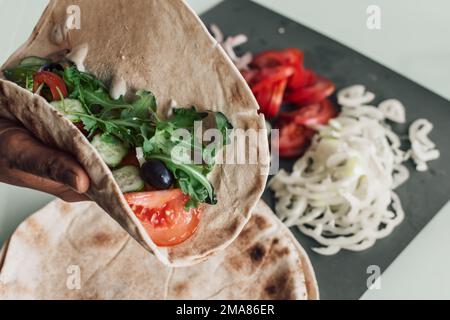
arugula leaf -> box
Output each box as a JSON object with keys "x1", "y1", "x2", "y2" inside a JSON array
[
  {"x1": 122, "y1": 90, "x2": 158, "y2": 121},
  {"x1": 80, "y1": 115, "x2": 98, "y2": 135},
  {"x1": 149, "y1": 154, "x2": 216, "y2": 209},
  {"x1": 83, "y1": 89, "x2": 129, "y2": 108},
  {"x1": 168, "y1": 107, "x2": 208, "y2": 128},
  {"x1": 215, "y1": 112, "x2": 233, "y2": 145}
]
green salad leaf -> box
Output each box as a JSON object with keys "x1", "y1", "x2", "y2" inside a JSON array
[{"x1": 3, "y1": 65, "x2": 40, "y2": 89}]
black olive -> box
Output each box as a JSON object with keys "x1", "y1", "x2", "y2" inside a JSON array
[
  {"x1": 41, "y1": 63, "x2": 64, "y2": 73},
  {"x1": 140, "y1": 160, "x2": 174, "y2": 190}
]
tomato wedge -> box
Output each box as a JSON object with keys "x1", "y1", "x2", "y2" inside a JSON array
[
  {"x1": 250, "y1": 66, "x2": 295, "y2": 93},
  {"x1": 125, "y1": 189, "x2": 203, "y2": 247},
  {"x1": 251, "y1": 48, "x2": 304, "y2": 69},
  {"x1": 284, "y1": 76, "x2": 335, "y2": 106},
  {"x1": 120, "y1": 150, "x2": 141, "y2": 168},
  {"x1": 279, "y1": 99, "x2": 338, "y2": 127},
  {"x1": 253, "y1": 78, "x2": 288, "y2": 119},
  {"x1": 266, "y1": 79, "x2": 288, "y2": 119},
  {"x1": 33, "y1": 71, "x2": 68, "y2": 101},
  {"x1": 276, "y1": 121, "x2": 315, "y2": 158},
  {"x1": 251, "y1": 48, "x2": 308, "y2": 90},
  {"x1": 241, "y1": 69, "x2": 259, "y2": 85}
]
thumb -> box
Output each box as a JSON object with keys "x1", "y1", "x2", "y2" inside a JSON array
[{"x1": 0, "y1": 123, "x2": 90, "y2": 193}]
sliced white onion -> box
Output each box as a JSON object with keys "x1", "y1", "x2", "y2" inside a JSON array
[
  {"x1": 270, "y1": 85, "x2": 436, "y2": 255},
  {"x1": 379, "y1": 99, "x2": 406, "y2": 123},
  {"x1": 337, "y1": 85, "x2": 375, "y2": 107},
  {"x1": 409, "y1": 119, "x2": 440, "y2": 172},
  {"x1": 210, "y1": 24, "x2": 253, "y2": 70},
  {"x1": 135, "y1": 147, "x2": 145, "y2": 167}
]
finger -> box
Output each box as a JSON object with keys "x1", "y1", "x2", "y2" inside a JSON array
[
  {"x1": 0, "y1": 165, "x2": 90, "y2": 202},
  {"x1": 0, "y1": 124, "x2": 90, "y2": 193}
]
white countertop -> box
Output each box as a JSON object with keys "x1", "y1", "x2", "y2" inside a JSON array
[{"x1": 0, "y1": 0, "x2": 449, "y2": 299}]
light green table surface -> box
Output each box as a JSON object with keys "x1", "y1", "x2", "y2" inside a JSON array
[{"x1": 0, "y1": 0, "x2": 449, "y2": 299}]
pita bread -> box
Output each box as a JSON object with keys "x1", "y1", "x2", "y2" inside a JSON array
[
  {"x1": 0, "y1": 200, "x2": 318, "y2": 300},
  {"x1": 0, "y1": 0, "x2": 269, "y2": 267}
]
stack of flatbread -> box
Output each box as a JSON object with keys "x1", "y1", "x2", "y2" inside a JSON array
[{"x1": 0, "y1": 200, "x2": 318, "y2": 300}]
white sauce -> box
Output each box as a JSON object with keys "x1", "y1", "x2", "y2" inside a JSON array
[
  {"x1": 66, "y1": 43, "x2": 89, "y2": 72},
  {"x1": 166, "y1": 99, "x2": 178, "y2": 118},
  {"x1": 110, "y1": 76, "x2": 127, "y2": 100}
]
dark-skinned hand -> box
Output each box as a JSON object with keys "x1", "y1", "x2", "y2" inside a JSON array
[{"x1": 0, "y1": 118, "x2": 90, "y2": 202}]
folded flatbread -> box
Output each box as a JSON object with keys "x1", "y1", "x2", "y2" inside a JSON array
[
  {"x1": 0, "y1": 200, "x2": 318, "y2": 300},
  {"x1": 0, "y1": 0, "x2": 269, "y2": 266}
]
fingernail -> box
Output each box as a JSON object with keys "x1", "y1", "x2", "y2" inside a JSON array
[{"x1": 63, "y1": 171, "x2": 81, "y2": 193}]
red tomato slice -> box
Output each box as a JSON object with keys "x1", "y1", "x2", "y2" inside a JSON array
[
  {"x1": 250, "y1": 66, "x2": 295, "y2": 93},
  {"x1": 254, "y1": 84, "x2": 272, "y2": 116},
  {"x1": 33, "y1": 71, "x2": 68, "y2": 101},
  {"x1": 305, "y1": 70, "x2": 318, "y2": 86},
  {"x1": 251, "y1": 48, "x2": 304, "y2": 69},
  {"x1": 125, "y1": 189, "x2": 203, "y2": 247},
  {"x1": 241, "y1": 69, "x2": 259, "y2": 85},
  {"x1": 251, "y1": 48, "x2": 307, "y2": 90},
  {"x1": 265, "y1": 79, "x2": 288, "y2": 119},
  {"x1": 120, "y1": 151, "x2": 141, "y2": 168},
  {"x1": 285, "y1": 76, "x2": 335, "y2": 106},
  {"x1": 276, "y1": 122, "x2": 315, "y2": 158},
  {"x1": 279, "y1": 99, "x2": 338, "y2": 127},
  {"x1": 253, "y1": 78, "x2": 288, "y2": 119},
  {"x1": 289, "y1": 68, "x2": 318, "y2": 90}
]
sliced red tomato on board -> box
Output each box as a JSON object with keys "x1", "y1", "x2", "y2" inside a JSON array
[
  {"x1": 241, "y1": 69, "x2": 259, "y2": 85},
  {"x1": 33, "y1": 71, "x2": 68, "y2": 101},
  {"x1": 254, "y1": 85, "x2": 272, "y2": 116},
  {"x1": 250, "y1": 66, "x2": 295, "y2": 93},
  {"x1": 305, "y1": 70, "x2": 318, "y2": 86},
  {"x1": 251, "y1": 48, "x2": 307, "y2": 90},
  {"x1": 284, "y1": 76, "x2": 335, "y2": 106},
  {"x1": 287, "y1": 68, "x2": 318, "y2": 90},
  {"x1": 265, "y1": 79, "x2": 288, "y2": 119},
  {"x1": 276, "y1": 121, "x2": 316, "y2": 158},
  {"x1": 125, "y1": 189, "x2": 203, "y2": 247},
  {"x1": 253, "y1": 78, "x2": 288, "y2": 119},
  {"x1": 279, "y1": 99, "x2": 338, "y2": 127},
  {"x1": 251, "y1": 48, "x2": 304, "y2": 69}
]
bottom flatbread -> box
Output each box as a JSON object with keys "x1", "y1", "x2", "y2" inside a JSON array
[{"x1": 0, "y1": 200, "x2": 318, "y2": 300}]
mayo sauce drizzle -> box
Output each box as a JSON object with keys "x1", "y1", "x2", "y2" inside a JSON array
[{"x1": 66, "y1": 44, "x2": 89, "y2": 72}]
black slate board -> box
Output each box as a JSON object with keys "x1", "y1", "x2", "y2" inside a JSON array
[{"x1": 200, "y1": 0, "x2": 450, "y2": 300}]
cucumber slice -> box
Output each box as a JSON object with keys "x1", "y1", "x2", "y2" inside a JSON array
[
  {"x1": 91, "y1": 134, "x2": 128, "y2": 168},
  {"x1": 112, "y1": 166, "x2": 145, "y2": 193},
  {"x1": 50, "y1": 99, "x2": 85, "y2": 122},
  {"x1": 19, "y1": 56, "x2": 50, "y2": 67},
  {"x1": 3, "y1": 65, "x2": 40, "y2": 87}
]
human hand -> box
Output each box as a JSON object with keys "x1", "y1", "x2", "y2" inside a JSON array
[{"x1": 0, "y1": 118, "x2": 90, "y2": 202}]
